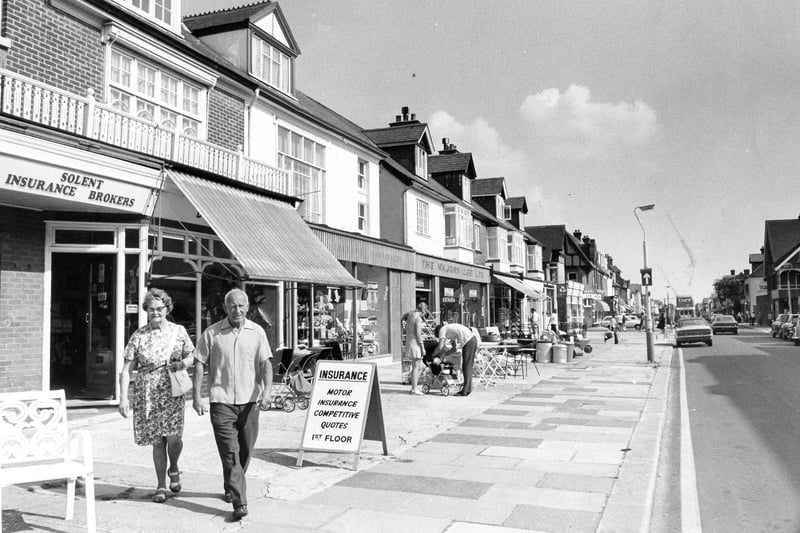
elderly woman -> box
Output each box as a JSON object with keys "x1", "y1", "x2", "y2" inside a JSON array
[{"x1": 119, "y1": 288, "x2": 195, "y2": 503}]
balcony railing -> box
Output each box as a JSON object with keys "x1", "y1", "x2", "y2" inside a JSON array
[{"x1": 0, "y1": 69, "x2": 290, "y2": 195}]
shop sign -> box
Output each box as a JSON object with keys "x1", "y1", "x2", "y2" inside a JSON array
[
  {"x1": 298, "y1": 361, "x2": 387, "y2": 469},
  {"x1": 415, "y1": 256, "x2": 490, "y2": 283},
  {"x1": 1, "y1": 157, "x2": 155, "y2": 214}
]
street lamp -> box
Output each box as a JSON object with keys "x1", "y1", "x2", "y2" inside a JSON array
[{"x1": 634, "y1": 204, "x2": 656, "y2": 363}]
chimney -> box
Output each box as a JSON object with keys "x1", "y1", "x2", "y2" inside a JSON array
[
  {"x1": 730, "y1": 269, "x2": 735, "y2": 276},
  {"x1": 401, "y1": 106, "x2": 409, "y2": 120},
  {"x1": 583, "y1": 236, "x2": 591, "y2": 244},
  {"x1": 573, "y1": 229, "x2": 582, "y2": 240},
  {"x1": 744, "y1": 269, "x2": 750, "y2": 276},
  {"x1": 442, "y1": 137, "x2": 449, "y2": 149}
]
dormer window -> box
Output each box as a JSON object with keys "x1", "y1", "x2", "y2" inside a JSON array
[
  {"x1": 415, "y1": 145, "x2": 427, "y2": 179},
  {"x1": 251, "y1": 35, "x2": 293, "y2": 95},
  {"x1": 462, "y1": 177, "x2": 471, "y2": 203},
  {"x1": 503, "y1": 204, "x2": 512, "y2": 221},
  {"x1": 113, "y1": 0, "x2": 179, "y2": 32}
]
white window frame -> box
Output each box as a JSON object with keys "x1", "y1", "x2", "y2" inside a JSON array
[
  {"x1": 250, "y1": 34, "x2": 293, "y2": 95},
  {"x1": 108, "y1": 48, "x2": 204, "y2": 138},
  {"x1": 358, "y1": 159, "x2": 368, "y2": 191},
  {"x1": 444, "y1": 204, "x2": 471, "y2": 247},
  {"x1": 473, "y1": 222, "x2": 482, "y2": 252},
  {"x1": 277, "y1": 126, "x2": 326, "y2": 223},
  {"x1": 416, "y1": 199, "x2": 430, "y2": 236},
  {"x1": 526, "y1": 244, "x2": 542, "y2": 272},
  {"x1": 415, "y1": 145, "x2": 428, "y2": 179},
  {"x1": 358, "y1": 202, "x2": 368, "y2": 232},
  {"x1": 507, "y1": 232, "x2": 525, "y2": 266},
  {"x1": 487, "y1": 227, "x2": 509, "y2": 261},
  {"x1": 462, "y1": 177, "x2": 471, "y2": 203},
  {"x1": 112, "y1": 0, "x2": 180, "y2": 33}
]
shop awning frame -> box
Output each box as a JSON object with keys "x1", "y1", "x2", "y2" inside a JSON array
[
  {"x1": 493, "y1": 274, "x2": 544, "y2": 300},
  {"x1": 167, "y1": 170, "x2": 362, "y2": 287}
]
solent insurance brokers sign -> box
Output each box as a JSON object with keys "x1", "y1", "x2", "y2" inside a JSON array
[
  {"x1": 0, "y1": 153, "x2": 158, "y2": 215},
  {"x1": 298, "y1": 360, "x2": 387, "y2": 470}
]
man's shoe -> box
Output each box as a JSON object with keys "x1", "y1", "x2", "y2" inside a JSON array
[{"x1": 232, "y1": 505, "x2": 248, "y2": 520}]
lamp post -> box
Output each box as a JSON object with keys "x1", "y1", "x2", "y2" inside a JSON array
[
  {"x1": 634, "y1": 204, "x2": 656, "y2": 363},
  {"x1": 665, "y1": 285, "x2": 671, "y2": 327}
]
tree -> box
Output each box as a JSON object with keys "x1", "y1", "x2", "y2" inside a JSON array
[{"x1": 713, "y1": 274, "x2": 746, "y2": 315}]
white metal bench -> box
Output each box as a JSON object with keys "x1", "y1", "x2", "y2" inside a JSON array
[{"x1": 0, "y1": 389, "x2": 95, "y2": 533}]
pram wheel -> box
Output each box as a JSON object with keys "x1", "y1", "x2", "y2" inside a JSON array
[
  {"x1": 274, "y1": 396, "x2": 285, "y2": 409},
  {"x1": 441, "y1": 385, "x2": 450, "y2": 397},
  {"x1": 583, "y1": 344, "x2": 593, "y2": 353},
  {"x1": 421, "y1": 384, "x2": 430, "y2": 394},
  {"x1": 282, "y1": 397, "x2": 296, "y2": 413},
  {"x1": 297, "y1": 397, "x2": 309, "y2": 410}
]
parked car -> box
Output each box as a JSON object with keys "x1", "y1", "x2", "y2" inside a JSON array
[
  {"x1": 674, "y1": 317, "x2": 713, "y2": 347},
  {"x1": 711, "y1": 315, "x2": 738, "y2": 335},
  {"x1": 781, "y1": 314, "x2": 800, "y2": 340},
  {"x1": 623, "y1": 314, "x2": 642, "y2": 330},
  {"x1": 772, "y1": 313, "x2": 790, "y2": 337}
]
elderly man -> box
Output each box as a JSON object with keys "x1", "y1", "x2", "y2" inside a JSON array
[
  {"x1": 432, "y1": 322, "x2": 478, "y2": 396},
  {"x1": 193, "y1": 288, "x2": 272, "y2": 522}
]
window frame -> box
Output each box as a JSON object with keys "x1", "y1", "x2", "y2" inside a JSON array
[
  {"x1": 277, "y1": 126, "x2": 326, "y2": 223},
  {"x1": 107, "y1": 47, "x2": 204, "y2": 138},
  {"x1": 416, "y1": 199, "x2": 430, "y2": 236},
  {"x1": 112, "y1": 0, "x2": 180, "y2": 33},
  {"x1": 250, "y1": 34, "x2": 293, "y2": 95},
  {"x1": 358, "y1": 202, "x2": 368, "y2": 232}
]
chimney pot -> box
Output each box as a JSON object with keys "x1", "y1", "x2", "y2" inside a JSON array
[
  {"x1": 401, "y1": 106, "x2": 409, "y2": 114},
  {"x1": 443, "y1": 137, "x2": 449, "y2": 147},
  {"x1": 730, "y1": 269, "x2": 735, "y2": 276},
  {"x1": 396, "y1": 115, "x2": 401, "y2": 122},
  {"x1": 410, "y1": 113, "x2": 416, "y2": 120}
]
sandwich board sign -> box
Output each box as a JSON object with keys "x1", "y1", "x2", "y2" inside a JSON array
[{"x1": 297, "y1": 360, "x2": 387, "y2": 470}]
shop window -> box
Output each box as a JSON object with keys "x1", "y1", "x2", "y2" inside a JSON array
[
  {"x1": 201, "y1": 263, "x2": 241, "y2": 331},
  {"x1": 54, "y1": 229, "x2": 115, "y2": 245}
]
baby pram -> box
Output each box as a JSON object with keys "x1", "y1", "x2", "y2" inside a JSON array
[
  {"x1": 268, "y1": 347, "x2": 316, "y2": 412},
  {"x1": 420, "y1": 353, "x2": 462, "y2": 396}
]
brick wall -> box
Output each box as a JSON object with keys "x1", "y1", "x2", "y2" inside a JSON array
[
  {"x1": 5, "y1": 0, "x2": 104, "y2": 97},
  {"x1": 207, "y1": 89, "x2": 245, "y2": 151},
  {"x1": 0, "y1": 206, "x2": 45, "y2": 392}
]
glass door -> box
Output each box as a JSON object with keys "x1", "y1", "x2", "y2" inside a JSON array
[{"x1": 50, "y1": 253, "x2": 116, "y2": 399}]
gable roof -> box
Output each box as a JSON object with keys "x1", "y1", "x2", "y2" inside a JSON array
[
  {"x1": 525, "y1": 224, "x2": 594, "y2": 268},
  {"x1": 507, "y1": 196, "x2": 527, "y2": 213},
  {"x1": 764, "y1": 219, "x2": 800, "y2": 271},
  {"x1": 471, "y1": 177, "x2": 506, "y2": 198},
  {"x1": 363, "y1": 123, "x2": 433, "y2": 151},
  {"x1": 184, "y1": 1, "x2": 300, "y2": 54},
  {"x1": 428, "y1": 152, "x2": 476, "y2": 177}
]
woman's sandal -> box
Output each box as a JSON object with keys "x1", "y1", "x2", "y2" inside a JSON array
[
  {"x1": 153, "y1": 488, "x2": 167, "y2": 503},
  {"x1": 168, "y1": 470, "x2": 182, "y2": 493}
]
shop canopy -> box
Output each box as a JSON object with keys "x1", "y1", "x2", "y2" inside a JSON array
[
  {"x1": 167, "y1": 170, "x2": 362, "y2": 287},
  {"x1": 595, "y1": 300, "x2": 611, "y2": 312},
  {"x1": 493, "y1": 274, "x2": 545, "y2": 300}
]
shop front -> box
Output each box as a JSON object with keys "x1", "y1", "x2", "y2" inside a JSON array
[
  {"x1": 491, "y1": 273, "x2": 544, "y2": 338},
  {"x1": 0, "y1": 130, "x2": 162, "y2": 399},
  {"x1": 415, "y1": 254, "x2": 490, "y2": 330}
]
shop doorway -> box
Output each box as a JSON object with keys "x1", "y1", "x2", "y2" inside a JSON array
[{"x1": 50, "y1": 253, "x2": 116, "y2": 400}]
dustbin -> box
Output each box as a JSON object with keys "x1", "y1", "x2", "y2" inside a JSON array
[
  {"x1": 552, "y1": 343, "x2": 567, "y2": 363},
  {"x1": 565, "y1": 340, "x2": 575, "y2": 362},
  {"x1": 535, "y1": 341, "x2": 552, "y2": 363}
]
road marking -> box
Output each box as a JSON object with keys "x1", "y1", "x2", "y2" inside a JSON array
[{"x1": 680, "y1": 348, "x2": 702, "y2": 532}]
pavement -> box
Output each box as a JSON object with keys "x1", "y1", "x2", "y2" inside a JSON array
[{"x1": 2, "y1": 328, "x2": 674, "y2": 533}]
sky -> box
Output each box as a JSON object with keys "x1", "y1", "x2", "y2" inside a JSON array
[{"x1": 185, "y1": 0, "x2": 800, "y2": 303}]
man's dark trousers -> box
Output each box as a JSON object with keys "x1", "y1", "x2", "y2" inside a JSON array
[
  {"x1": 461, "y1": 336, "x2": 478, "y2": 395},
  {"x1": 210, "y1": 402, "x2": 259, "y2": 507}
]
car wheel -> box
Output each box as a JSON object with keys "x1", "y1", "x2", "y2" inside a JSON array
[
  {"x1": 707, "y1": 340, "x2": 713, "y2": 346},
  {"x1": 773, "y1": 331, "x2": 777, "y2": 337},
  {"x1": 733, "y1": 330, "x2": 738, "y2": 335},
  {"x1": 675, "y1": 341, "x2": 681, "y2": 348},
  {"x1": 795, "y1": 339, "x2": 800, "y2": 347}
]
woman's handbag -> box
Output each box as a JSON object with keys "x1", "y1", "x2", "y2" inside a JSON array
[
  {"x1": 169, "y1": 366, "x2": 193, "y2": 397},
  {"x1": 165, "y1": 326, "x2": 193, "y2": 397}
]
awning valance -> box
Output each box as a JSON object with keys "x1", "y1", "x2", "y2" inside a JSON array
[
  {"x1": 595, "y1": 300, "x2": 611, "y2": 312},
  {"x1": 520, "y1": 279, "x2": 546, "y2": 300},
  {"x1": 167, "y1": 170, "x2": 362, "y2": 287},
  {"x1": 493, "y1": 274, "x2": 543, "y2": 300}
]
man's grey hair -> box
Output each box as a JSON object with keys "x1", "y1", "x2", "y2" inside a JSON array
[{"x1": 224, "y1": 288, "x2": 248, "y2": 304}]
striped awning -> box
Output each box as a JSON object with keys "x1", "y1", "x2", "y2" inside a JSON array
[
  {"x1": 493, "y1": 274, "x2": 543, "y2": 300},
  {"x1": 167, "y1": 170, "x2": 362, "y2": 287}
]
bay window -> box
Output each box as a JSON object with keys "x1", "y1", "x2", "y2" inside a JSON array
[
  {"x1": 487, "y1": 227, "x2": 509, "y2": 261},
  {"x1": 444, "y1": 204, "x2": 471, "y2": 247},
  {"x1": 278, "y1": 127, "x2": 326, "y2": 223}
]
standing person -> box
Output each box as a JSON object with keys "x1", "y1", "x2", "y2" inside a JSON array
[
  {"x1": 119, "y1": 288, "x2": 195, "y2": 504},
  {"x1": 432, "y1": 323, "x2": 478, "y2": 396},
  {"x1": 404, "y1": 304, "x2": 425, "y2": 395},
  {"x1": 531, "y1": 308, "x2": 540, "y2": 338},
  {"x1": 549, "y1": 311, "x2": 559, "y2": 333},
  {"x1": 193, "y1": 288, "x2": 273, "y2": 522},
  {"x1": 609, "y1": 315, "x2": 619, "y2": 344}
]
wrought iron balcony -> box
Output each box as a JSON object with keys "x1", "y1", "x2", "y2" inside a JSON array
[{"x1": 0, "y1": 69, "x2": 290, "y2": 195}]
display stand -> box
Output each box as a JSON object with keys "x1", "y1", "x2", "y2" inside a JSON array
[{"x1": 297, "y1": 360, "x2": 387, "y2": 470}]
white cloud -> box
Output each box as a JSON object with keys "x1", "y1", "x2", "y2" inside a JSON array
[
  {"x1": 426, "y1": 110, "x2": 562, "y2": 224},
  {"x1": 520, "y1": 85, "x2": 659, "y2": 159}
]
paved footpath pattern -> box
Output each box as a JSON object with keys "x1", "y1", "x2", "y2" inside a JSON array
[{"x1": 1, "y1": 331, "x2": 672, "y2": 532}]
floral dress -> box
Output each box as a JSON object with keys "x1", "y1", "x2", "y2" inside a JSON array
[{"x1": 124, "y1": 322, "x2": 195, "y2": 446}]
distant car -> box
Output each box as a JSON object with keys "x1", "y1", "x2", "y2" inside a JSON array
[
  {"x1": 781, "y1": 314, "x2": 800, "y2": 340},
  {"x1": 593, "y1": 315, "x2": 615, "y2": 328},
  {"x1": 711, "y1": 315, "x2": 738, "y2": 335},
  {"x1": 772, "y1": 313, "x2": 790, "y2": 337},
  {"x1": 622, "y1": 314, "x2": 642, "y2": 330},
  {"x1": 674, "y1": 317, "x2": 713, "y2": 347}
]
